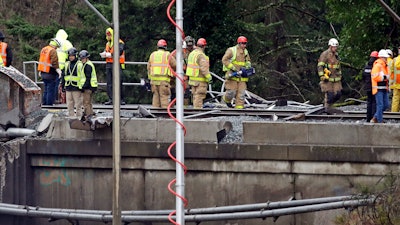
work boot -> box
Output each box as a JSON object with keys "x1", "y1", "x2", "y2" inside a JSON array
[
  {"x1": 370, "y1": 117, "x2": 378, "y2": 123},
  {"x1": 104, "y1": 100, "x2": 112, "y2": 105},
  {"x1": 222, "y1": 97, "x2": 233, "y2": 108}
]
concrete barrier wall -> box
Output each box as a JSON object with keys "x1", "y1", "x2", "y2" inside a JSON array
[
  {"x1": 47, "y1": 118, "x2": 228, "y2": 143},
  {"x1": 1, "y1": 138, "x2": 398, "y2": 225},
  {"x1": 243, "y1": 121, "x2": 400, "y2": 146}
]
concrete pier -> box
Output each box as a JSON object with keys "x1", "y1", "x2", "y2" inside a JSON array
[{"x1": 1, "y1": 118, "x2": 400, "y2": 225}]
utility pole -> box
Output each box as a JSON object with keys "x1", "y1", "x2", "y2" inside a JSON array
[
  {"x1": 112, "y1": 0, "x2": 121, "y2": 224},
  {"x1": 175, "y1": 0, "x2": 185, "y2": 224}
]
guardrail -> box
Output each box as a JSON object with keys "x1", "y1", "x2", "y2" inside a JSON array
[{"x1": 22, "y1": 60, "x2": 148, "y2": 86}]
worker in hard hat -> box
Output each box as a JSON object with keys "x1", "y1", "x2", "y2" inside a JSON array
[
  {"x1": 100, "y1": 27, "x2": 126, "y2": 105},
  {"x1": 79, "y1": 50, "x2": 98, "y2": 120},
  {"x1": 55, "y1": 29, "x2": 74, "y2": 104},
  {"x1": 182, "y1": 36, "x2": 196, "y2": 106},
  {"x1": 317, "y1": 38, "x2": 343, "y2": 112},
  {"x1": 370, "y1": 49, "x2": 390, "y2": 123},
  {"x1": 362, "y1": 51, "x2": 378, "y2": 122},
  {"x1": 0, "y1": 31, "x2": 13, "y2": 67},
  {"x1": 389, "y1": 46, "x2": 400, "y2": 112},
  {"x1": 60, "y1": 47, "x2": 83, "y2": 118},
  {"x1": 170, "y1": 35, "x2": 197, "y2": 106},
  {"x1": 221, "y1": 36, "x2": 252, "y2": 109},
  {"x1": 38, "y1": 38, "x2": 61, "y2": 105},
  {"x1": 186, "y1": 38, "x2": 212, "y2": 109},
  {"x1": 147, "y1": 39, "x2": 176, "y2": 108}
]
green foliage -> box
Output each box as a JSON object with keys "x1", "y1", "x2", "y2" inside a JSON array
[
  {"x1": 3, "y1": 0, "x2": 400, "y2": 104},
  {"x1": 335, "y1": 173, "x2": 400, "y2": 225}
]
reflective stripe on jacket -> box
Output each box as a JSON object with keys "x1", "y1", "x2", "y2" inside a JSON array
[
  {"x1": 105, "y1": 40, "x2": 126, "y2": 69},
  {"x1": 0, "y1": 42, "x2": 7, "y2": 66},
  {"x1": 80, "y1": 60, "x2": 98, "y2": 88},
  {"x1": 371, "y1": 58, "x2": 389, "y2": 95},
  {"x1": 148, "y1": 49, "x2": 172, "y2": 82},
  {"x1": 38, "y1": 46, "x2": 54, "y2": 73}
]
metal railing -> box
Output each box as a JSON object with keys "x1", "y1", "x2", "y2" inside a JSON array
[{"x1": 22, "y1": 60, "x2": 148, "y2": 86}]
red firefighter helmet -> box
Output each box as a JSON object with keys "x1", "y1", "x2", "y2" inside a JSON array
[
  {"x1": 370, "y1": 51, "x2": 378, "y2": 58},
  {"x1": 237, "y1": 36, "x2": 248, "y2": 44},
  {"x1": 197, "y1": 38, "x2": 207, "y2": 47},
  {"x1": 157, "y1": 39, "x2": 167, "y2": 48}
]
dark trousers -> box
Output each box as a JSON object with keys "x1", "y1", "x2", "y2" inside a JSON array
[
  {"x1": 42, "y1": 79, "x2": 56, "y2": 105},
  {"x1": 366, "y1": 91, "x2": 376, "y2": 122},
  {"x1": 106, "y1": 64, "x2": 124, "y2": 101}
]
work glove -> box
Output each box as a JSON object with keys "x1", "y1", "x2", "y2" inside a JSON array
[
  {"x1": 245, "y1": 61, "x2": 251, "y2": 69},
  {"x1": 206, "y1": 74, "x2": 212, "y2": 84},
  {"x1": 227, "y1": 63, "x2": 237, "y2": 72},
  {"x1": 99, "y1": 51, "x2": 107, "y2": 58},
  {"x1": 105, "y1": 52, "x2": 112, "y2": 58},
  {"x1": 56, "y1": 68, "x2": 62, "y2": 78},
  {"x1": 383, "y1": 75, "x2": 389, "y2": 81}
]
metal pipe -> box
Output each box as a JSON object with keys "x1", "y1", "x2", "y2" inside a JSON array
[
  {"x1": 174, "y1": 0, "x2": 185, "y2": 224},
  {"x1": 0, "y1": 195, "x2": 368, "y2": 216},
  {"x1": 112, "y1": 0, "x2": 121, "y2": 224},
  {"x1": 0, "y1": 198, "x2": 375, "y2": 223},
  {"x1": 183, "y1": 110, "x2": 221, "y2": 119},
  {"x1": 375, "y1": 0, "x2": 400, "y2": 24},
  {"x1": 82, "y1": 0, "x2": 112, "y2": 26}
]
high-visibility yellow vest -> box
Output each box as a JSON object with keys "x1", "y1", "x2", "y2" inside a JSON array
[
  {"x1": 148, "y1": 49, "x2": 171, "y2": 82},
  {"x1": 80, "y1": 60, "x2": 98, "y2": 88},
  {"x1": 64, "y1": 61, "x2": 83, "y2": 88},
  {"x1": 186, "y1": 50, "x2": 210, "y2": 83}
]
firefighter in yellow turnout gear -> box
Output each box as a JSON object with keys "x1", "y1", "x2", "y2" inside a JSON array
[
  {"x1": 147, "y1": 39, "x2": 176, "y2": 108},
  {"x1": 389, "y1": 47, "x2": 400, "y2": 112},
  {"x1": 221, "y1": 36, "x2": 252, "y2": 109},
  {"x1": 186, "y1": 38, "x2": 212, "y2": 109}
]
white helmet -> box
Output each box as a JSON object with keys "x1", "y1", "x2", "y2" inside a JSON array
[
  {"x1": 378, "y1": 49, "x2": 390, "y2": 58},
  {"x1": 328, "y1": 38, "x2": 339, "y2": 47},
  {"x1": 386, "y1": 49, "x2": 393, "y2": 57}
]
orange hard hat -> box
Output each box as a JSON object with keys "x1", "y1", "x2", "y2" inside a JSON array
[
  {"x1": 157, "y1": 39, "x2": 167, "y2": 48},
  {"x1": 370, "y1": 51, "x2": 378, "y2": 58},
  {"x1": 197, "y1": 38, "x2": 207, "y2": 47},
  {"x1": 237, "y1": 36, "x2": 248, "y2": 44}
]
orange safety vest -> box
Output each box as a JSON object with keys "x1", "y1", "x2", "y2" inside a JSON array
[
  {"x1": 0, "y1": 42, "x2": 7, "y2": 66},
  {"x1": 371, "y1": 58, "x2": 389, "y2": 95},
  {"x1": 38, "y1": 46, "x2": 54, "y2": 73},
  {"x1": 105, "y1": 41, "x2": 126, "y2": 66}
]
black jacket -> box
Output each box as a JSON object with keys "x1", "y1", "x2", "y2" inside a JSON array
[{"x1": 362, "y1": 57, "x2": 377, "y2": 92}]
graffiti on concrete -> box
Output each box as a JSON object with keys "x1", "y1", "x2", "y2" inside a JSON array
[{"x1": 39, "y1": 158, "x2": 71, "y2": 186}]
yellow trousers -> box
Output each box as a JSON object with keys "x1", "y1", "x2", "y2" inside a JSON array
[{"x1": 391, "y1": 88, "x2": 400, "y2": 112}]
